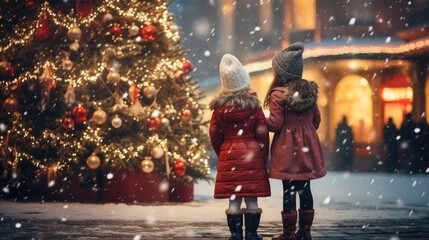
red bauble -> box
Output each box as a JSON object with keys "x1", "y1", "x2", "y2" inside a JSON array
[
  {"x1": 110, "y1": 25, "x2": 122, "y2": 37},
  {"x1": 25, "y1": 0, "x2": 35, "y2": 10},
  {"x1": 181, "y1": 109, "x2": 192, "y2": 120},
  {"x1": 148, "y1": 117, "x2": 161, "y2": 131},
  {"x1": 181, "y1": 59, "x2": 193, "y2": 73},
  {"x1": 141, "y1": 25, "x2": 157, "y2": 41},
  {"x1": 174, "y1": 159, "x2": 186, "y2": 176},
  {"x1": 63, "y1": 117, "x2": 75, "y2": 130},
  {"x1": 76, "y1": 0, "x2": 93, "y2": 18},
  {"x1": 72, "y1": 104, "x2": 88, "y2": 123},
  {"x1": 5, "y1": 65, "x2": 15, "y2": 78},
  {"x1": 3, "y1": 97, "x2": 19, "y2": 113},
  {"x1": 35, "y1": 12, "x2": 52, "y2": 41}
]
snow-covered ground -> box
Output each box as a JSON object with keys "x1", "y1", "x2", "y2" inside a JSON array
[{"x1": 0, "y1": 172, "x2": 428, "y2": 224}]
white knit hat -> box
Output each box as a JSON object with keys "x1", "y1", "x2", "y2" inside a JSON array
[{"x1": 219, "y1": 54, "x2": 250, "y2": 92}]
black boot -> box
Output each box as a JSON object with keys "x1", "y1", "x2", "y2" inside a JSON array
[
  {"x1": 226, "y1": 209, "x2": 244, "y2": 240},
  {"x1": 244, "y1": 208, "x2": 263, "y2": 240}
]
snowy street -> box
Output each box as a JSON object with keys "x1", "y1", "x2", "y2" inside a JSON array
[{"x1": 1, "y1": 172, "x2": 428, "y2": 239}]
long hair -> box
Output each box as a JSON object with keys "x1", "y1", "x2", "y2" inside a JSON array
[
  {"x1": 263, "y1": 72, "x2": 289, "y2": 109},
  {"x1": 264, "y1": 72, "x2": 314, "y2": 109}
]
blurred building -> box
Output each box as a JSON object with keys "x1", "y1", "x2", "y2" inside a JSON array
[{"x1": 172, "y1": 0, "x2": 429, "y2": 171}]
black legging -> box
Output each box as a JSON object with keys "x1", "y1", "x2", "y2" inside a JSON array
[{"x1": 282, "y1": 180, "x2": 313, "y2": 212}]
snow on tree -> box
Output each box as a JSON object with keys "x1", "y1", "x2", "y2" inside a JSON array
[{"x1": 0, "y1": 0, "x2": 211, "y2": 191}]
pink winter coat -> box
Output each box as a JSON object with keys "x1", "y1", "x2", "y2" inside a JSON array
[
  {"x1": 209, "y1": 92, "x2": 271, "y2": 199},
  {"x1": 267, "y1": 81, "x2": 326, "y2": 180}
]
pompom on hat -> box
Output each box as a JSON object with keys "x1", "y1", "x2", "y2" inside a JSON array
[
  {"x1": 272, "y1": 42, "x2": 304, "y2": 79},
  {"x1": 219, "y1": 54, "x2": 250, "y2": 92}
]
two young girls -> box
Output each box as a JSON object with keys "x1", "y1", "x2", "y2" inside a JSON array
[{"x1": 209, "y1": 43, "x2": 326, "y2": 240}]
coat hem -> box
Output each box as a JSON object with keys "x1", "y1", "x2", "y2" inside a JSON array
[
  {"x1": 214, "y1": 192, "x2": 271, "y2": 199},
  {"x1": 269, "y1": 170, "x2": 327, "y2": 180}
]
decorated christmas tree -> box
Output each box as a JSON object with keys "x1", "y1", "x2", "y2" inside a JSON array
[{"x1": 0, "y1": 0, "x2": 210, "y2": 196}]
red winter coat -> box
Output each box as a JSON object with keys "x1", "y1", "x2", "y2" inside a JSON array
[
  {"x1": 267, "y1": 81, "x2": 326, "y2": 180},
  {"x1": 209, "y1": 93, "x2": 271, "y2": 199}
]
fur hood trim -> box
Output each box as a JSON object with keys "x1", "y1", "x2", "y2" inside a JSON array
[
  {"x1": 283, "y1": 80, "x2": 318, "y2": 112},
  {"x1": 209, "y1": 90, "x2": 260, "y2": 110}
]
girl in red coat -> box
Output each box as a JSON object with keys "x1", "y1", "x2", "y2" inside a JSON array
[
  {"x1": 209, "y1": 54, "x2": 271, "y2": 240},
  {"x1": 264, "y1": 42, "x2": 326, "y2": 240}
]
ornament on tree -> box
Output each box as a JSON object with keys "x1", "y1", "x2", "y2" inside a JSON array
[
  {"x1": 92, "y1": 109, "x2": 107, "y2": 125},
  {"x1": 112, "y1": 94, "x2": 127, "y2": 111},
  {"x1": 86, "y1": 153, "x2": 101, "y2": 169},
  {"x1": 181, "y1": 59, "x2": 193, "y2": 73},
  {"x1": 4, "y1": 65, "x2": 15, "y2": 78},
  {"x1": 76, "y1": 0, "x2": 93, "y2": 18},
  {"x1": 150, "y1": 145, "x2": 164, "y2": 159},
  {"x1": 102, "y1": 12, "x2": 113, "y2": 23},
  {"x1": 129, "y1": 23, "x2": 140, "y2": 37},
  {"x1": 110, "y1": 24, "x2": 122, "y2": 38},
  {"x1": 141, "y1": 25, "x2": 157, "y2": 41},
  {"x1": 141, "y1": 157, "x2": 154, "y2": 173},
  {"x1": 128, "y1": 83, "x2": 139, "y2": 105},
  {"x1": 67, "y1": 25, "x2": 82, "y2": 41},
  {"x1": 0, "y1": 60, "x2": 14, "y2": 79},
  {"x1": 0, "y1": 60, "x2": 8, "y2": 74},
  {"x1": 181, "y1": 109, "x2": 192, "y2": 120},
  {"x1": 25, "y1": 0, "x2": 35, "y2": 10},
  {"x1": 62, "y1": 55, "x2": 73, "y2": 70},
  {"x1": 3, "y1": 97, "x2": 19, "y2": 113},
  {"x1": 64, "y1": 84, "x2": 76, "y2": 106},
  {"x1": 129, "y1": 83, "x2": 144, "y2": 116},
  {"x1": 142, "y1": 85, "x2": 158, "y2": 101},
  {"x1": 69, "y1": 41, "x2": 80, "y2": 52},
  {"x1": 63, "y1": 117, "x2": 75, "y2": 130},
  {"x1": 111, "y1": 115, "x2": 123, "y2": 128},
  {"x1": 35, "y1": 11, "x2": 52, "y2": 41},
  {"x1": 39, "y1": 63, "x2": 56, "y2": 110},
  {"x1": 72, "y1": 104, "x2": 88, "y2": 123},
  {"x1": 106, "y1": 70, "x2": 121, "y2": 84},
  {"x1": 148, "y1": 117, "x2": 161, "y2": 131},
  {"x1": 161, "y1": 118, "x2": 170, "y2": 127},
  {"x1": 174, "y1": 159, "x2": 186, "y2": 176}
]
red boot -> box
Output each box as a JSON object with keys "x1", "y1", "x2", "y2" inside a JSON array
[
  {"x1": 296, "y1": 209, "x2": 314, "y2": 240},
  {"x1": 272, "y1": 211, "x2": 297, "y2": 240}
]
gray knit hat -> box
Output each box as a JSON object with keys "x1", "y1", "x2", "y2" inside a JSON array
[
  {"x1": 219, "y1": 54, "x2": 250, "y2": 92},
  {"x1": 272, "y1": 42, "x2": 304, "y2": 79}
]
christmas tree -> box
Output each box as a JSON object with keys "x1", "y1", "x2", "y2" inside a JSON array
[{"x1": 0, "y1": 0, "x2": 211, "y2": 193}]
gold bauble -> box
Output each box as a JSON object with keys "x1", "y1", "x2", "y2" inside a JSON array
[
  {"x1": 107, "y1": 71, "x2": 121, "y2": 84},
  {"x1": 143, "y1": 86, "x2": 157, "y2": 100},
  {"x1": 161, "y1": 118, "x2": 170, "y2": 127},
  {"x1": 150, "y1": 146, "x2": 164, "y2": 159},
  {"x1": 111, "y1": 115, "x2": 123, "y2": 128},
  {"x1": 86, "y1": 153, "x2": 101, "y2": 169},
  {"x1": 92, "y1": 109, "x2": 107, "y2": 125},
  {"x1": 129, "y1": 23, "x2": 140, "y2": 37},
  {"x1": 67, "y1": 26, "x2": 82, "y2": 41},
  {"x1": 141, "y1": 158, "x2": 154, "y2": 173},
  {"x1": 62, "y1": 58, "x2": 73, "y2": 70},
  {"x1": 102, "y1": 13, "x2": 113, "y2": 23}
]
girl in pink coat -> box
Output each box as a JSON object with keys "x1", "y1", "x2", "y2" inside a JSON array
[{"x1": 264, "y1": 42, "x2": 326, "y2": 240}]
